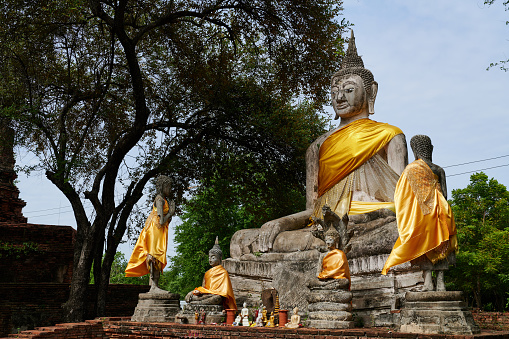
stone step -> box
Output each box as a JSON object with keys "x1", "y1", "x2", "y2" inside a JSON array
[
  {"x1": 308, "y1": 310, "x2": 352, "y2": 321},
  {"x1": 308, "y1": 301, "x2": 352, "y2": 312},
  {"x1": 307, "y1": 290, "x2": 352, "y2": 304},
  {"x1": 306, "y1": 319, "x2": 354, "y2": 329}
]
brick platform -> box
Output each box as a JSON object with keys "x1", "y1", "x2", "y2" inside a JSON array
[
  {"x1": 0, "y1": 284, "x2": 149, "y2": 336},
  {"x1": 472, "y1": 311, "x2": 509, "y2": 331},
  {"x1": 3, "y1": 319, "x2": 509, "y2": 339}
]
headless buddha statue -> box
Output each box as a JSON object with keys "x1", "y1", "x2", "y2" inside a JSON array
[
  {"x1": 185, "y1": 237, "x2": 237, "y2": 310},
  {"x1": 230, "y1": 30, "x2": 408, "y2": 256},
  {"x1": 125, "y1": 175, "x2": 175, "y2": 293},
  {"x1": 382, "y1": 135, "x2": 457, "y2": 291}
]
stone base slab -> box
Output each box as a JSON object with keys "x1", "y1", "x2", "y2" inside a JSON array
[
  {"x1": 307, "y1": 319, "x2": 354, "y2": 329},
  {"x1": 131, "y1": 292, "x2": 180, "y2": 322},
  {"x1": 225, "y1": 255, "x2": 425, "y2": 328},
  {"x1": 399, "y1": 291, "x2": 480, "y2": 335}
]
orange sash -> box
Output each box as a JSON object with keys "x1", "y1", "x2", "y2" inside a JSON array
[
  {"x1": 195, "y1": 265, "x2": 237, "y2": 310},
  {"x1": 125, "y1": 199, "x2": 169, "y2": 277},
  {"x1": 318, "y1": 119, "x2": 402, "y2": 197},
  {"x1": 318, "y1": 249, "x2": 351, "y2": 285},
  {"x1": 382, "y1": 160, "x2": 457, "y2": 274}
]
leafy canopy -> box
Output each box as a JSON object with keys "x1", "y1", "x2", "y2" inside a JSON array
[{"x1": 447, "y1": 172, "x2": 509, "y2": 311}]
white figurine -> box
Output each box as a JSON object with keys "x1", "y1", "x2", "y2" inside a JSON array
[{"x1": 241, "y1": 302, "x2": 250, "y2": 326}]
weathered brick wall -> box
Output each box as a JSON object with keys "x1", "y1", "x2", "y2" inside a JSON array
[
  {"x1": 472, "y1": 310, "x2": 509, "y2": 331},
  {"x1": 3, "y1": 319, "x2": 108, "y2": 339},
  {"x1": 0, "y1": 223, "x2": 75, "y2": 284},
  {"x1": 0, "y1": 284, "x2": 149, "y2": 337},
  {"x1": 5, "y1": 319, "x2": 509, "y2": 339}
]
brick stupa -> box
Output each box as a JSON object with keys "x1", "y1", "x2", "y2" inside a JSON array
[{"x1": 0, "y1": 125, "x2": 27, "y2": 223}]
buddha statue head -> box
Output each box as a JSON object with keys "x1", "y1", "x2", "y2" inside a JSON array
[
  {"x1": 208, "y1": 236, "x2": 223, "y2": 266},
  {"x1": 331, "y1": 30, "x2": 378, "y2": 121},
  {"x1": 156, "y1": 175, "x2": 173, "y2": 197},
  {"x1": 324, "y1": 226, "x2": 340, "y2": 251},
  {"x1": 410, "y1": 135, "x2": 433, "y2": 162}
]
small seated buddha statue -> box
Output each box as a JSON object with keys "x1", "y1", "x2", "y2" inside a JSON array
[
  {"x1": 306, "y1": 205, "x2": 354, "y2": 329},
  {"x1": 285, "y1": 307, "x2": 301, "y2": 329},
  {"x1": 185, "y1": 237, "x2": 237, "y2": 310},
  {"x1": 308, "y1": 205, "x2": 351, "y2": 290},
  {"x1": 240, "y1": 302, "x2": 250, "y2": 326},
  {"x1": 265, "y1": 312, "x2": 275, "y2": 327}
]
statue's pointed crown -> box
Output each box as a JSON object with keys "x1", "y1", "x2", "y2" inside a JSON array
[
  {"x1": 332, "y1": 30, "x2": 375, "y2": 95},
  {"x1": 325, "y1": 226, "x2": 340, "y2": 240},
  {"x1": 340, "y1": 30, "x2": 365, "y2": 70},
  {"x1": 209, "y1": 236, "x2": 223, "y2": 258}
]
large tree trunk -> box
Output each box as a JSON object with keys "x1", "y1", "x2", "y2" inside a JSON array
[
  {"x1": 96, "y1": 244, "x2": 116, "y2": 316},
  {"x1": 62, "y1": 237, "x2": 96, "y2": 322},
  {"x1": 473, "y1": 275, "x2": 482, "y2": 309}
]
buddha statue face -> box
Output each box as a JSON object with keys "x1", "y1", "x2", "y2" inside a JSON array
[
  {"x1": 331, "y1": 74, "x2": 368, "y2": 120},
  {"x1": 325, "y1": 235, "x2": 337, "y2": 250},
  {"x1": 156, "y1": 175, "x2": 173, "y2": 198},
  {"x1": 209, "y1": 253, "x2": 221, "y2": 267}
]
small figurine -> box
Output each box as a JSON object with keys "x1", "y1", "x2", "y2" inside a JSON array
[
  {"x1": 262, "y1": 306, "x2": 267, "y2": 325},
  {"x1": 234, "y1": 314, "x2": 241, "y2": 326},
  {"x1": 265, "y1": 312, "x2": 275, "y2": 327},
  {"x1": 255, "y1": 307, "x2": 264, "y2": 327},
  {"x1": 285, "y1": 307, "x2": 300, "y2": 329},
  {"x1": 241, "y1": 302, "x2": 250, "y2": 326},
  {"x1": 199, "y1": 308, "x2": 207, "y2": 324},
  {"x1": 194, "y1": 312, "x2": 199, "y2": 325}
]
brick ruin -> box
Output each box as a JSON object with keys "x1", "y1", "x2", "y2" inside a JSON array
[
  {"x1": 0, "y1": 124, "x2": 146, "y2": 336},
  {"x1": 0, "y1": 125, "x2": 26, "y2": 224}
]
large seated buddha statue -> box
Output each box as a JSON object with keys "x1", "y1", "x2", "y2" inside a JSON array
[{"x1": 230, "y1": 30, "x2": 408, "y2": 257}]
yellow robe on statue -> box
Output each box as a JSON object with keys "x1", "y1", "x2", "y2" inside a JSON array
[
  {"x1": 313, "y1": 119, "x2": 403, "y2": 220},
  {"x1": 125, "y1": 199, "x2": 169, "y2": 277},
  {"x1": 381, "y1": 159, "x2": 457, "y2": 275},
  {"x1": 195, "y1": 265, "x2": 237, "y2": 310},
  {"x1": 318, "y1": 249, "x2": 351, "y2": 287}
]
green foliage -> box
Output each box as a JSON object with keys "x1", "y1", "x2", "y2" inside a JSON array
[
  {"x1": 0, "y1": 241, "x2": 39, "y2": 259},
  {"x1": 446, "y1": 172, "x2": 509, "y2": 310}
]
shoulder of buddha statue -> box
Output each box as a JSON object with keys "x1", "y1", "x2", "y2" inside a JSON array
[{"x1": 308, "y1": 130, "x2": 335, "y2": 152}]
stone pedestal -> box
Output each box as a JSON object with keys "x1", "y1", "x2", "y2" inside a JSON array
[
  {"x1": 399, "y1": 291, "x2": 480, "y2": 335},
  {"x1": 307, "y1": 288, "x2": 354, "y2": 329},
  {"x1": 131, "y1": 292, "x2": 180, "y2": 322},
  {"x1": 176, "y1": 304, "x2": 225, "y2": 324},
  {"x1": 225, "y1": 211, "x2": 426, "y2": 328}
]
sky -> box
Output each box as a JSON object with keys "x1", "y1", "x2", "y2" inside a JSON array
[{"x1": 15, "y1": 0, "x2": 509, "y2": 260}]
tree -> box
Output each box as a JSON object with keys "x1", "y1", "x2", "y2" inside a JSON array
[
  {"x1": 447, "y1": 172, "x2": 509, "y2": 310},
  {"x1": 0, "y1": 0, "x2": 348, "y2": 321}
]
